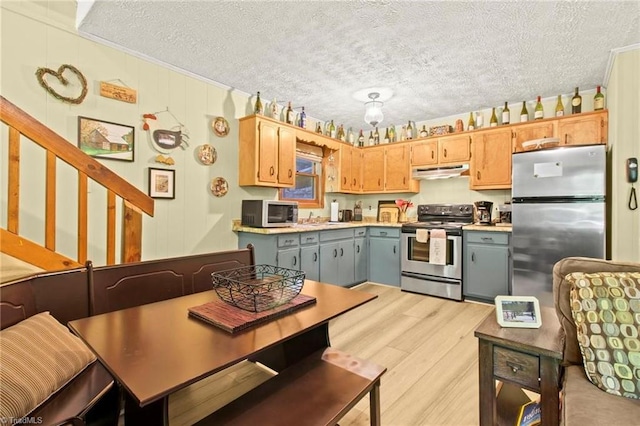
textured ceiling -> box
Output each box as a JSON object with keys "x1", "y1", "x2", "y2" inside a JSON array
[{"x1": 77, "y1": 1, "x2": 640, "y2": 132}]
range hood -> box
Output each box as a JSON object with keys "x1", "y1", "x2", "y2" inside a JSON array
[{"x1": 412, "y1": 164, "x2": 470, "y2": 180}]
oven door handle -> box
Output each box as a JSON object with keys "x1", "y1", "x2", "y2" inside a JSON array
[{"x1": 401, "y1": 271, "x2": 461, "y2": 285}]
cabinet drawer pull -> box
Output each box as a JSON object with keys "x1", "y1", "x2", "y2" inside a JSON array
[
  {"x1": 393, "y1": 245, "x2": 396, "y2": 254},
  {"x1": 343, "y1": 177, "x2": 347, "y2": 184},
  {"x1": 306, "y1": 237, "x2": 313, "y2": 241},
  {"x1": 333, "y1": 249, "x2": 338, "y2": 258},
  {"x1": 378, "y1": 178, "x2": 381, "y2": 186},
  {"x1": 288, "y1": 169, "x2": 293, "y2": 178},
  {"x1": 340, "y1": 248, "x2": 344, "y2": 257},
  {"x1": 481, "y1": 237, "x2": 493, "y2": 242},
  {"x1": 471, "y1": 252, "x2": 476, "y2": 262},
  {"x1": 270, "y1": 166, "x2": 275, "y2": 176},
  {"x1": 444, "y1": 148, "x2": 447, "y2": 157},
  {"x1": 356, "y1": 244, "x2": 360, "y2": 253},
  {"x1": 477, "y1": 171, "x2": 481, "y2": 180},
  {"x1": 431, "y1": 150, "x2": 434, "y2": 159},
  {"x1": 353, "y1": 178, "x2": 356, "y2": 186},
  {"x1": 313, "y1": 252, "x2": 318, "y2": 262},
  {"x1": 293, "y1": 256, "x2": 297, "y2": 266},
  {"x1": 564, "y1": 134, "x2": 568, "y2": 144},
  {"x1": 506, "y1": 361, "x2": 524, "y2": 374}
]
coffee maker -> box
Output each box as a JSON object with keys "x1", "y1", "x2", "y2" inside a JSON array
[{"x1": 474, "y1": 201, "x2": 493, "y2": 225}]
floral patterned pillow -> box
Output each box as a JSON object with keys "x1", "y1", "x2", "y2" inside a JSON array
[{"x1": 566, "y1": 271, "x2": 640, "y2": 399}]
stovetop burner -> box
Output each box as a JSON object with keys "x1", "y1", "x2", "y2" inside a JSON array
[{"x1": 402, "y1": 203, "x2": 474, "y2": 234}]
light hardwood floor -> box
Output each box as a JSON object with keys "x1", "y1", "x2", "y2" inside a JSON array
[{"x1": 330, "y1": 283, "x2": 493, "y2": 426}]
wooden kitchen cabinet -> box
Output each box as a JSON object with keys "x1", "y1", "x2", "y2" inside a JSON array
[
  {"x1": 470, "y1": 128, "x2": 512, "y2": 190},
  {"x1": 411, "y1": 140, "x2": 438, "y2": 166},
  {"x1": 339, "y1": 145, "x2": 362, "y2": 193},
  {"x1": 238, "y1": 115, "x2": 295, "y2": 187},
  {"x1": 512, "y1": 120, "x2": 556, "y2": 153},
  {"x1": 384, "y1": 144, "x2": 415, "y2": 192},
  {"x1": 438, "y1": 133, "x2": 471, "y2": 164},
  {"x1": 557, "y1": 110, "x2": 608, "y2": 146},
  {"x1": 362, "y1": 146, "x2": 385, "y2": 192}
]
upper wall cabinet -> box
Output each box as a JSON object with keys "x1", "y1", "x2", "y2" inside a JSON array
[
  {"x1": 438, "y1": 134, "x2": 471, "y2": 165},
  {"x1": 410, "y1": 140, "x2": 438, "y2": 166},
  {"x1": 239, "y1": 116, "x2": 295, "y2": 187},
  {"x1": 470, "y1": 128, "x2": 512, "y2": 190},
  {"x1": 512, "y1": 120, "x2": 556, "y2": 153},
  {"x1": 557, "y1": 111, "x2": 608, "y2": 146}
]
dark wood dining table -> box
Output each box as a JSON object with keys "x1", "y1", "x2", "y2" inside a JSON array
[{"x1": 67, "y1": 280, "x2": 376, "y2": 425}]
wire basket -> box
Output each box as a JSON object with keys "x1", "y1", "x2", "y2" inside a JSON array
[{"x1": 211, "y1": 264, "x2": 305, "y2": 312}]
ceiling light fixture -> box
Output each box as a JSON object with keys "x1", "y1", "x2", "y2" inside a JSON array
[{"x1": 364, "y1": 92, "x2": 383, "y2": 127}]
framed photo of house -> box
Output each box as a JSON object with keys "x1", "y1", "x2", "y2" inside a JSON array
[
  {"x1": 495, "y1": 295, "x2": 542, "y2": 328},
  {"x1": 78, "y1": 116, "x2": 135, "y2": 162},
  {"x1": 148, "y1": 168, "x2": 175, "y2": 199}
]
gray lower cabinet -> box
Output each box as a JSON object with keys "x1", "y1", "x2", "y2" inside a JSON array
[
  {"x1": 238, "y1": 228, "x2": 369, "y2": 287},
  {"x1": 300, "y1": 233, "x2": 320, "y2": 281},
  {"x1": 463, "y1": 230, "x2": 511, "y2": 302},
  {"x1": 354, "y1": 229, "x2": 368, "y2": 284},
  {"x1": 368, "y1": 227, "x2": 401, "y2": 286},
  {"x1": 319, "y1": 229, "x2": 355, "y2": 287}
]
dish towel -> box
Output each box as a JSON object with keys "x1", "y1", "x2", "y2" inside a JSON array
[
  {"x1": 429, "y1": 229, "x2": 447, "y2": 265},
  {"x1": 416, "y1": 229, "x2": 429, "y2": 243}
]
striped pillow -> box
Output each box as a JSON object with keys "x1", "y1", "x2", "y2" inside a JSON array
[{"x1": 0, "y1": 312, "x2": 96, "y2": 419}]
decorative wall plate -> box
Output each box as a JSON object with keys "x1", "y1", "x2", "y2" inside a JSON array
[
  {"x1": 197, "y1": 144, "x2": 217, "y2": 165},
  {"x1": 210, "y1": 177, "x2": 228, "y2": 197},
  {"x1": 212, "y1": 117, "x2": 229, "y2": 137}
]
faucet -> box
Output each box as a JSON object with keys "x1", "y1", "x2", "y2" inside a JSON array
[{"x1": 308, "y1": 212, "x2": 314, "y2": 223}]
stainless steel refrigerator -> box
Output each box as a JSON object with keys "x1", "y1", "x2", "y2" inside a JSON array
[{"x1": 511, "y1": 144, "x2": 607, "y2": 306}]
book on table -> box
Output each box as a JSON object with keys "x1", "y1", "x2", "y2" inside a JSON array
[{"x1": 516, "y1": 398, "x2": 541, "y2": 426}]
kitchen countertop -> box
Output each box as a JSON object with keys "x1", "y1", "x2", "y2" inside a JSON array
[
  {"x1": 463, "y1": 224, "x2": 512, "y2": 232},
  {"x1": 232, "y1": 220, "x2": 404, "y2": 234}
]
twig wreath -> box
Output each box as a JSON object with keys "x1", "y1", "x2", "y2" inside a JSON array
[{"x1": 35, "y1": 64, "x2": 88, "y2": 104}]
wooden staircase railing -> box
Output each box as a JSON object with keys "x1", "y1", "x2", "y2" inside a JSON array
[{"x1": 1, "y1": 96, "x2": 154, "y2": 270}]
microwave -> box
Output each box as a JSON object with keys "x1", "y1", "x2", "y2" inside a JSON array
[{"x1": 241, "y1": 200, "x2": 299, "y2": 228}]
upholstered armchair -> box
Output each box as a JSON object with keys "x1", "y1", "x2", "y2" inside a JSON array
[{"x1": 552, "y1": 257, "x2": 640, "y2": 425}]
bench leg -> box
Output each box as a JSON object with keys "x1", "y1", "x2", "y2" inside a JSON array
[{"x1": 369, "y1": 381, "x2": 381, "y2": 426}]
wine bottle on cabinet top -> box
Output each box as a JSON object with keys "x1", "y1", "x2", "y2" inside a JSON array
[
  {"x1": 316, "y1": 122, "x2": 323, "y2": 134},
  {"x1": 368, "y1": 131, "x2": 375, "y2": 146},
  {"x1": 476, "y1": 112, "x2": 484, "y2": 128},
  {"x1": 594, "y1": 86, "x2": 605, "y2": 111},
  {"x1": 555, "y1": 95, "x2": 564, "y2": 117},
  {"x1": 254, "y1": 91, "x2": 263, "y2": 115},
  {"x1": 374, "y1": 127, "x2": 380, "y2": 144},
  {"x1": 520, "y1": 101, "x2": 529, "y2": 122},
  {"x1": 286, "y1": 101, "x2": 294, "y2": 124},
  {"x1": 502, "y1": 102, "x2": 510, "y2": 125},
  {"x1": 468, "y1": 112, "x2": 475, "y2": 130},
  {"x1": 299, "y1": 106, "x2": 306, "y2": 128},
  {"x1": 329, "y1": 120, "x2": 336, "y2": 138},
  {"x1": 358, "y1": 129, "x2": 365, "y2": 147},
  {"x1": 534, "y1": 96, "x2": 544, "y2": 120},
  {"x1": 389, "y1": 125, "x2": 396, "y2": 142},
  {"x1": 406, "y1": 121, "x2": 414, "y2": 140},
  {"x1": 270, "y1": 98, "x2": 278, "y2": 119},
  {"x1": 383, "y1": 128, "x2": 390, "y2": 143},
  {"x1": 490, "y1": 108, "x2": 498, "y2": 127},
  {"x1": 571, "y1": 87, "x2": 582, "y2": 114}
]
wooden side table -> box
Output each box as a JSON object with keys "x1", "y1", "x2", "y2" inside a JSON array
[{"x1": 474, "y1": 306, "x2": 564, "y2": 426}]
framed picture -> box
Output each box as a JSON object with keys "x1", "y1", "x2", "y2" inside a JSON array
[
  {"x1": 148, "y1": 168, "x2": 175, "y2": 199},
  {"x1": 78, "y1": 116, "x2": 135, "y2": 162},
  {"x1": 495, "y1": 295, "x2": 542, "y2": 328}
]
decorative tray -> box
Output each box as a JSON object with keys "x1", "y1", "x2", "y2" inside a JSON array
[{"x1": 211, "y1": 264, "x2": 305, "y2": 312}]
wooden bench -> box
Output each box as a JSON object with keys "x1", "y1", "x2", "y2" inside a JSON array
[
  {"x1": 0, "y1": 276, "x2": 119, "y2": 426},
  {"x1": 194, "y1": 347, "x2": 386, "y2": 426}
]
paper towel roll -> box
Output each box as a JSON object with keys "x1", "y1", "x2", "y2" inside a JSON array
[{"x1": 330, "y1": 202, "x2": 339, "y2": 222}]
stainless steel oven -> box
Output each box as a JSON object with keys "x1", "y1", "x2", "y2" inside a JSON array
[{"x1": 400, "y1": 204, "x2": 473, "y2": 301}]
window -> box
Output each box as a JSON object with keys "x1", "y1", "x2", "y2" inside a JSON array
[{"x1": 279, "y1": 144, "x2": 323, "y2": 208}]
